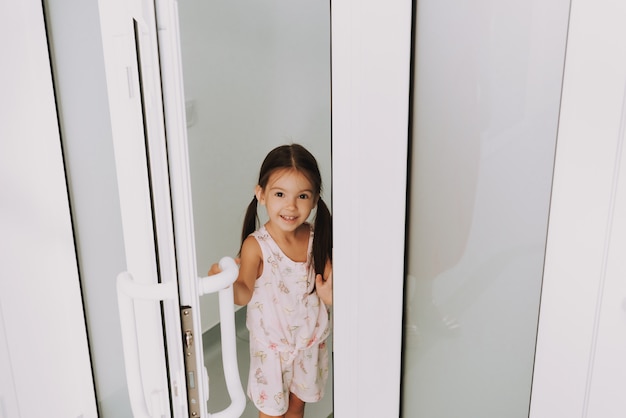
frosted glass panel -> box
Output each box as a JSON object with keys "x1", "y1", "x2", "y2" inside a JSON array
[{"x1": 402, "y1": 1, "x2": 570, "y2": 416}]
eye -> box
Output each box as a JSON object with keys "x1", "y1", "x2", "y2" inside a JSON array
[
  {"x1": 299, "y1": 194, "x2": 310, "y2": 199},
  {"x1": 275, "y1": 192, "x2": 284, "y2": 197}
]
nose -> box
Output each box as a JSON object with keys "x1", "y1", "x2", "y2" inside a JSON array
[{"x1": 286, "y1": 197, "x2": 297, "y2": 209}]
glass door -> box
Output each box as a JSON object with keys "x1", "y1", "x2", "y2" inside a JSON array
[
  {"x1": 174, "y1": 0, "x2": 332, "y2": 337},
  {"x1": 402, "y1": 1, "x2": 570, "y2": 416},
  {"x1": 165, "y1": 1, "x2": 333, "y2": 417},
  {"x1": 98, "y1": 0, "x2": 244, "y2": 416},
  {"x1": 98, "y1": 0, "x2": 187, "y2": 415},
  {"x1": 99, "y1": 0, "x2": 333, "y2": 416}
]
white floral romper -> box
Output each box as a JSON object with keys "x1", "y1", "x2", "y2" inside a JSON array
[{"x1": 246, "y1": 225, "x2": 330, "y2": 416}]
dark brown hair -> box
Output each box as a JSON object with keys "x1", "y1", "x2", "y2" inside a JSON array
[{"x1": 241, "y1": 144, "x2": 332, "y2": 276}]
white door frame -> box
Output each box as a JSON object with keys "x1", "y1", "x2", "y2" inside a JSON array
[
  {"x1": 97, "y1": 0, "x2": 187, "y2": 415},
  {"x1": 530, "y1": 0, "x2": 626, "y2": 416},
  {"x1": 1, "y1": 1, "x2": 97, "y2": 416},
  {"x1": 154, "y1": 1, "x2": 246, "y2": 416},
  {"x1": 331, "y1": 1, "x2": 413, "y2": 416}
]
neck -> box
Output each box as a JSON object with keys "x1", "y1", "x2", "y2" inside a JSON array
[{"x1": 265, "y1": 222, "x2": 307, "y2": 243}]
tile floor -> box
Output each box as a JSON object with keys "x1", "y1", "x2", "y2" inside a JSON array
[{"x1": 203, "y1": 308, "x2": 333, "y2": 418}]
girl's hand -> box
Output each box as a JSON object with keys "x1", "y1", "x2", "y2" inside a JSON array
[
  {"x1": 207, "y1": 263, "x2": 222, "y2": 276},
  {"x1": 316, "y1": 270, "x2": 332, "y2": 306},
  {"x1": 208, "y1": 257, "x2": 252, "y2": 305},
  {"x1": 207, "y1": 258, "x2": 240, "y2": 276}
]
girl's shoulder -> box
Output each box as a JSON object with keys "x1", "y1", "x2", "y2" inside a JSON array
[
  {"x1": 238, "y1": 235, "x2": 263, "y2": 287},
  {"x1": 240, "y1": 234, "x2": 262, "y2": 259}
]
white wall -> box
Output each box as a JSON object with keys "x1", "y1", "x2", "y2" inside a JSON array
[{"x1": 177, "y1": 0, "x2": 332, "y2": 331}]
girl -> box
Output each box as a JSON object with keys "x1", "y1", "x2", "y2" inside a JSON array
[{"x1": 209, "y1": 144, "x2": 332, "y2": 418}]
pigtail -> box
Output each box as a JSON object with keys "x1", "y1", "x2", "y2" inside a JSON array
[
  {"x1": 240, "y1": 196, "x2": 259, "y2": 254},
  {"x1": 312, "y1": 197, "x2": 332, "y2": 276}
]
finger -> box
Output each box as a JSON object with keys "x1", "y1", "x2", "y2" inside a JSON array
[{"x1": 208, "y1": 263, "x2": 222, "y2": 276}]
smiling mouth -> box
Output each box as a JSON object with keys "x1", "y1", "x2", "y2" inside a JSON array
[{"x1": 280, "y1": 215, "x2": 297, "y2": 221}]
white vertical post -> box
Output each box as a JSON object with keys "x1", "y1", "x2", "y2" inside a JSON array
[
  {"x1": 98, "y1": 0, "x2": 184, "y2": 415},
  {"x1": 331, "y1": 1, "x2": 413, "y2": 416},
  {"x1": 152, "y1": 0, "x2": 210, "y2": 415},
  {"x1": 530, "y1": 0, "x2": 626, "y2": 416}
]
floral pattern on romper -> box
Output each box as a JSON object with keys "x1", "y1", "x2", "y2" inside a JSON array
[{"x1": 246, "y1": 224, "x2": 330, "y2": 415}]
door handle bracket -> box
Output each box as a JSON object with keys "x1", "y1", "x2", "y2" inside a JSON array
[{"x1": 116, "y1": 274, "x2": 177, "y2": 418}]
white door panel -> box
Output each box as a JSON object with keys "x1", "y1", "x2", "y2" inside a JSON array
[
  {"x1": 530, "y1": 1, "x2": 626, "y2": 416},
  {"x1": 99, "y1": 0, "x2": 245, "y2": 416},
  {"x1": 0, "y1": 304, "x2": 20, "y2": 418},
  {"x1": 98, "y1": 0, "x2": 184, "y2": 415},
  {"x1": 0, "y1": 1, "x2": 97, "y2": 416},
  {"x1": 586, "y1": 144, "x2": 626, "y2": 416}
]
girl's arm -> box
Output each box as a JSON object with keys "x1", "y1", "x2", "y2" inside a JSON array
[
  {"x1": 315, "y1": 259, "x2": 333, "y2": 306},
  {"x1": 208, "y1": 236, "x2": 261, "y2": 306}
]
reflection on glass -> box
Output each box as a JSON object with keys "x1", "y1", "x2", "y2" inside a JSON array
[
  {"x1": 402, "y1": 1, "x2": 570, "y2": 417},
  {"x1": 177, "y1": 1, "x2": 332, "y2": 417}
]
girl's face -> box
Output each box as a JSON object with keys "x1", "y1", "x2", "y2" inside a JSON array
[{"x1": 256, "y1": 169, "x2": 318, "y2": 234}]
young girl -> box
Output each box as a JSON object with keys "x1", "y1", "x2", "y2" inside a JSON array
[{"x1": 209, "y1": 144, "x2": 332, "y2": 418}]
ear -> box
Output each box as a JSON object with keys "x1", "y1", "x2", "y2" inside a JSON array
[{"x1": 255, "y1": 185, "x2": 265, "y2": 205}]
